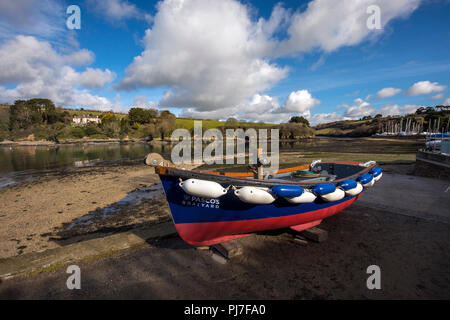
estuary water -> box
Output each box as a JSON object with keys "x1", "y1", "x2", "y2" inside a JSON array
[{"x1": 0, "y1": 137, "x2": 421, "y2": 188}]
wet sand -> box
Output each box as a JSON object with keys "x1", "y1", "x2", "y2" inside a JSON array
[{"x1": 0, "y1": 161, "x2": 165, "y2": 259}]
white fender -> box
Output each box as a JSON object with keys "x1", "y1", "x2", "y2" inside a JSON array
[
  {"x1": 320, "y1": 188, "x2": 345, "y2": 202},
  {"x1": 373, "y1": 172, "x2": 382, "y2": 182},
  {"x1": 285, "y1": 191, "x2": 317, "y2": 204},
  {"x1": 344, "y1": 182, "x2": 363, "y2": 196},
  {"x1": 362, "y1": 179, "x2": 375, "y2": 188},
  {"x1": 179, "y1": 179, "x2": 227, "y2": 198},
  {"x1": 234, "y1": 187, "x2": 276, "y2": 205}
]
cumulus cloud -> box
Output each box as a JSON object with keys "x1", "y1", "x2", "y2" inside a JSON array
[
  {"x1": 278, "y1": 90, "x2": 320, "y2": 115},
  {"x1": 133, "y1": 95, "x2": 158, "y2": 109},
  {"x1": 236, "y1": 94, "x2": 287, "y2": 122},
  {"x1": 116, "y1": 0, "x2": 422, "y2": 120},
  {"x1": 180, "y1": 89, "x2": 320, "y2": 123},
  {"x1": 339, "y1": 98, "x2": 374, "y2": 118},
  {"x1": 406, "y1": 80, "x2": 446, "y2": 96},
  {"x1": 279, "y1": 0, "x2": 421, "y2": 54},
  {"x1": 376, "y1": 87, "x2": 402, "y2": 98},
  {"x1": 238, "y1": 90, "x2": 320, "y2": 122},
  {"x1": 117, "y1": 0, "x2": 287, "y2": 115},
  {"x1": 443, "y1": 98, "x2": 450, "y2": 106},
  {"x1": 0, "y1": 35, "x2": 115, "y2": 110},
  {"x1": 79, "y1": 68, "x2": 116, "y2": 89},
  {"x1": 377, "y1": 104, "x2": 421, "y2": 117}
]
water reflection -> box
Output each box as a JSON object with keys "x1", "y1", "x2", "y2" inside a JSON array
[
  {"x1": 0, "y1": 143, "x2": 172, "y2": 174},
  {"x1": 0, "y1": 138, "x2": 421, "y2": 187}
]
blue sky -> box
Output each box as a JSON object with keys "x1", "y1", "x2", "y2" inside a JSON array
[{"x1": 0, "y1": 0, "x2": 449, "y2": 125}]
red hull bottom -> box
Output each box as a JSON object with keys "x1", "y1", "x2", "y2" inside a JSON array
[{"x1": 174, "y1": 195, "x2": 361, "y2": 246}]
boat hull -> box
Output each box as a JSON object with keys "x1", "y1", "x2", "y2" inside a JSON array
[{"x1": 159, "y1": 174, "x2": 363, "y2": 246}]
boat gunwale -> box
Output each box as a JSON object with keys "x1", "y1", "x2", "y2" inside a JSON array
[{"x1": 155, "y1": 161, "x2": 376, "y2": 188}]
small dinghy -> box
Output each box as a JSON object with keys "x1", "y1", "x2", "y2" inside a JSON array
[{"x1": 146, "y1": 155, "x2": 382, "y2": 246}]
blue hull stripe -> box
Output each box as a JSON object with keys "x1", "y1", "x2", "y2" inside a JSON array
[{"x1": 160, "y1": 175, "x2": 361, "y2": 224}]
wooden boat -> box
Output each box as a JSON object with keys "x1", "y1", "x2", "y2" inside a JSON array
[{"x1": 149, "y1": 157, "x2": 382, "y2": 246}]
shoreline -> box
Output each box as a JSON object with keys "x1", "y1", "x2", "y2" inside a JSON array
[{"x1": 0, "y1": 139, "x2": 146, "y2": 147}]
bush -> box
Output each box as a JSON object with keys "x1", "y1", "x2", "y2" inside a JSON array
[
  {"x1": 84, "y1": 124, "x2": 99, "y2": 136},
  {"x1": 33, "y1": 127, "x2": 50, "y2": 140},
  {"x1": 70, "y1": 127, "x2": 86, "y2": 139}
]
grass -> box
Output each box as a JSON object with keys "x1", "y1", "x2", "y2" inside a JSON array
[
  {"x1": 175, "y1": 118, "x2": 277, "y2": 130},
  {"x1": 63, "y1": 108, "x2": 128, "y2": 119},
  {"x1": 175, "y1": 118, "x2": 225, "y2": 130},
  {"x1": 314, "y1": 128, "x2": 352, "y2": 135},
  {"x1": 279, "y1": 151, "x2": 416, "y2": 164}
]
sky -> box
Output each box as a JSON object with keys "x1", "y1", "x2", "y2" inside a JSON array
[{"x1": 0, "y1": 0, "x2": 449, "y2": 125}]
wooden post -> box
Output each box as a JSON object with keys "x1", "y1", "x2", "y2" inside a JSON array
[
  {"x1": 300, "y1": 227, "x2": 328, "y2": 243},
  {"x1": 212, "y1": 240, "x2": 243, "y2": 259}
]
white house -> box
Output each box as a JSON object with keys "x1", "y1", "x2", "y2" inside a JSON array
[{"x1": 73, "y1": 115, "x2": 101, "y2": 125}]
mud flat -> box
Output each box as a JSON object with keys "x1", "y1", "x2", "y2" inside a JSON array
[{"x1": 0, "y1": 160, "x2": 168, "y2": 259}]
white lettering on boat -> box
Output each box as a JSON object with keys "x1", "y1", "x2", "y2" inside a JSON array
[{"x1": 182, "y1": 194, "x2": 220, "y2": 209}]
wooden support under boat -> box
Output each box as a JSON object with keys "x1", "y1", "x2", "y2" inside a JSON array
[
  {"x1": 300, "y1": 227, "x2": 328, "y2": 243},
  {"x1": 212, "y1": 240, "x2": 244, "y2": 259}
]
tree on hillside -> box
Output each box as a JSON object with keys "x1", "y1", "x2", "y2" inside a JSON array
[
  {"x1": 225, "y1": 117, "x2": 238, "y2": 128},
  {"x1": 9, "y1": 98, "x2": 62, "y2": 131},
  {"x1": 100, "y1": 112, "x2": 118, "y2": 124},
  {"x1": 289, "y1": 116, "x2": 310, "y2": 127},
  {"x1": 9, "y1": 100, "x2": 42, "y2": 130},
  {"x1": 280, "y1": 122, "x2": 314, "y2": 139},
  {"x1": 128, "y1": 107, "x2": 157, "y2": 124}
]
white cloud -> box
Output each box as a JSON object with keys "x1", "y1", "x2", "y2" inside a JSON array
[
  {"x1": 88, "y1": 0, "x2": 149, "y2": 22},
  {"x1": 279, "y1": 90, "x2": 320, "y2": 115},
  {"x1": 431, "y1": 93, "x2": 443, "y2": 100},
  {"x1": 340, "y1": 98, "x2": 375, "y2": 118},
  {"x1": 377, "y1": 104, "x2": 421, "y2": 117},
  {"x1": 309, "y1": 112, "x2": 348, "y2": 126},
  {"x1": 133, "y1": 95, "x2": 158, "y2": 109},
  {"x1": 376, "y1": 87, "x2": 402, "y2": 98},
  {"x1": 117, "y1": 0, "x2": 422, "y2": 119},
  {"x1": 78, "y1": 68, "x2": 116, "y2": 89},
  {"x1": 180, "y1": 89, "x2": 320, "y2": 123},
  {"x1": 0, "y1": 35, "x2": 115, "y2": 110},
  {"x1": 0, "y1": 0, "x2": 66, "y2": 41},
  {"x1": 406, "y1": 80, "x2": 446, "y2": 96},
  {"x1": 118, "y1": 0, "x2": 287, "y2": 115},
  {"x1": 443, "y1": 98, "x2": 450, "y2": 106},
  {"x1": 237, "y1": 94, "x2": 287, "y2": 122},
  {"x1": 279, "y1": 0, "x2": 421, "y2": 54},
  {"x1": 237, "y1": 90, "x2": 320, "y2": 122}
]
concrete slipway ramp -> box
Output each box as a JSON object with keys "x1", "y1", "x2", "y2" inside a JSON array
[{"x1": 357, "y1": 173, "x2": 450, "y2": 224}]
